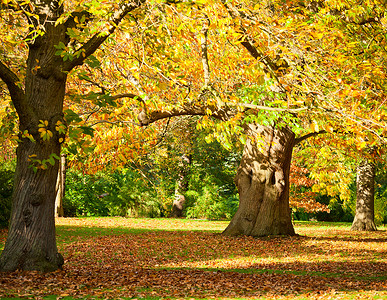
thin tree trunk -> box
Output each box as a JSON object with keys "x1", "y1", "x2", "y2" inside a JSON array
[
  {"x1": 351, "y1": 159, "x2": 377, "y2": 231},
  {"x1": 223, "y1": 124, "x2": 296, "y2": 237},
  {"x1": 171, "y1": 154, "x2": 191, "y2": 217},
  {"x1": 55, "y1": 154, "x2": 66, "y2": 218}
]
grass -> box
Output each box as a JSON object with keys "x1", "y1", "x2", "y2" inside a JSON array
[{"x1": 0, "y1": 218, "x2": 386, "y2": 299}]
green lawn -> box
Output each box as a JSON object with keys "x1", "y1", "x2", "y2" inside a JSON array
[{"x1": 0, "y1": 218, "x2": 386, "y2": 299}]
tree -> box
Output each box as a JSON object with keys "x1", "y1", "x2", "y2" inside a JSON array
[
  {"x1": 171, "y1": 154, "x2": 191, "y2": 217},
  {"x1": 0, "y1": 0, "x2": 145, "y2": 272},
  {"x1": 54, "y1": 154, "x2": 66, "y2": 218},
  {"x1": 138, "y1": 0, "x2": 387, "y2": 236},
  {"x1": 351, "y1": 158, "x2": 377, "y2": 231},
  {"x1": 129, "y1": 0, "x2": 331, "y2": 236},
  {"x1": 53, "y1": 0, "x2": 323, "y2": 236}
]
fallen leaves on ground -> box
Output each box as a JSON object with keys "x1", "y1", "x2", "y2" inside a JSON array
[{"x1": 0, "y1": 218, "x2": 386, "y2": 299}]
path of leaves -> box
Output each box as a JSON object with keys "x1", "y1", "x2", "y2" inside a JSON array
[{"x1": 0, "y1": 218, "x2": 386, "y2": 299}]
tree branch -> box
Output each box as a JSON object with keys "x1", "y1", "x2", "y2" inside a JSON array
[
  {"x1": 138, "y1": 105, "x2": 229, "y2": 126},
  {"x1": 0, "y1": 59, "x2": 26, "y2": 116},
  {"x1": 109, "y1": 92, "x2": 147, "y2": 113},
  {"x1": 89, "y1": 120, "x2": 138, "y2": 127},
  {"x1": 294, "y1": 130, "x2": 326, "y2": 145},
  {"x1": 232, "y1": 102, "x2": 308, "y2": 113},
  {"x1": 109, "y1": 92, "x2": 145, "y2": 102},
  {"x1": 220, "y1": 1, "x2": 279, "y2": 74},
  {"x1": 200, "y1": 13, "x2": 210, "y2": 86},
  {"x1": 63, "y1": 0, "x2": 146, "y2": 72}
]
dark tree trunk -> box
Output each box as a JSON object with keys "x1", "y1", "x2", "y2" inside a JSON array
[
  {"x1": 55, "y1": 154, "x2": 66, "y2": 218},
  {"x1": 223, "y1": 124, "x2": 296, "y2": 237},
  {"x1": 0, "y1": 81, "x2": 66, "y2": 272},
  {"x1": 0, "y1": 3, "x2": 68, "y2": 272},
  {"x1": 171, "y1": 154, "x2": 191, "y2": 217},
  {"x1": 351, "y1": 160, "x2": 377, "y2": 231}
]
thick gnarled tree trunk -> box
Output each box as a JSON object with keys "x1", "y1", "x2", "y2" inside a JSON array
[
  {"x1": 0, "y1": 77, "x2": 66, "y2": 272},
  {"x1": 171, "y1": 154, "x2": 191, "y2": 217},
  {"x1": 351, "y1": 160, "x2": 377, "y2": 231},
  {"x1": 223, "y1": 124, "x2": 296, "y2": 237},
  {"x1": 0, "y1": 5, "x2": 67, "y2": 271}
]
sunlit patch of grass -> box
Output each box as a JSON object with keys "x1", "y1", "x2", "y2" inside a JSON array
[{"x1": 55, "y1": 216, "x2": 229, "y2": 232}]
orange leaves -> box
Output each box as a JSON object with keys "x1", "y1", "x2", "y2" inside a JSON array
[
  {"x1": 310, "y1": 121, "x2": 319, "y2": 133},
  {"x1": 289, "y1": 163, "x2": 330, "y2": 213}
]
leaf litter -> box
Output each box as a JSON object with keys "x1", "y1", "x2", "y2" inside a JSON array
[{"x1": 0, "y1": 218, "x2": 386, "y2": 299}]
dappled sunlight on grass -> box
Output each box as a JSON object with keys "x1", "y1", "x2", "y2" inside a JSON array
[{"x1": 55, "y1": 216, "x2": 229, "y2": 232}]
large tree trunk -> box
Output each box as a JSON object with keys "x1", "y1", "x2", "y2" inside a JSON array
[
  {"x1": 171, "y1": 154, "x2": 191, "y2": 217},
  {"x1": 223, "y1": 124, "x2": 296, "y2": 237},
  {"x1": 0, "y1": 83, "x2": 66, "y2": 271},
  {"x1": 351, "y1": 159, "x2": 377, "y2": 231},
  {"x1": 0, "y1": 6, "x2": 67, "y2": 271}
]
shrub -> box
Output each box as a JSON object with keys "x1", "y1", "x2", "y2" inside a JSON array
[
  {"x1": 63, "y1": 168, "x2": 166, "y2": 218},
  {"x1": 0, "y1": 168, "x2": 14, "y2": 228},
  {"x1": 185, "y1": 180, "x2": 238, "y2": 220},
  {"x1": 63, "y1": 171, "x2": 111, "y2": 217}
]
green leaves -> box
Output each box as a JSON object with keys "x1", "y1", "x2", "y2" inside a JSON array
[
  {"x1": 28, "y1": 153, "x2": 60, "y2": 173},
  {"x1": 85, "y1": 55, "x2": 101, "y2": 69},
  {"x1": 64, "y1": 109, "x2": 82, "y2": 124}
]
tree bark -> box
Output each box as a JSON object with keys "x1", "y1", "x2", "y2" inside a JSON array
[
  {"x1": 0, "y1": 78, "x2": 66, "y2": 271},
  {"x1": 351, "y1": 159, "x2": 377, "y2": 231},
  {"x1": 0, "y1": 5, "x2": 68, "y2": 271},
  {"x1": 223, "y1": 124, "x2": 296, "y2": 237},
  {"x1": 55, "y1": 154, "x2": 66, "y2": 218},
  {"x1": 171, "y1": 154, "x2": 191, "y2": 217}
]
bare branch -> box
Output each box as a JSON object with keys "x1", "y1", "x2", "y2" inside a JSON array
[
  {"x1": 109, "y1": 92, "x2": 147, "y2": 112},
  {"x1": 0, "y1": 59, "x2": 27, "y2": 116},
  {"x1": 138, "y1": 105, "x2": 229, "y2": 126},
  {"x1": 220, "y1": 1, "x2": 278, "y2": 74},
  {"x1": 200, "y1": 13, "x2": 210, "y2": 86},
  {"x1": 109, "y1": 92, "x2": 144, "y2": 102},
  {"x1": 89, "y1": 120, "x2": 139, "y2": 127},
  {"x1": 153, "y1": 117, "x2": 171, "y2": 147}
]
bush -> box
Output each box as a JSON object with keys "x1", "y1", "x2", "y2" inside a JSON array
[
  {"x1": 185, "y1": 174, "x2": 239, "y2": 220},
  {"x1": 314, "y1": 195, "x2": 354, "y2": 222},
  {"x1": 63, "y1": 168, "x2": 166, "y2": 218},
  {"x1": 63, "y1": 171, "x2": 110, "y2": 216},
  {"x1": 107, "y1": 169, "x2": 168, "y2": 217},
  {"x1": 0, "y1": 168, "x2": 14, "y2": 228}
]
